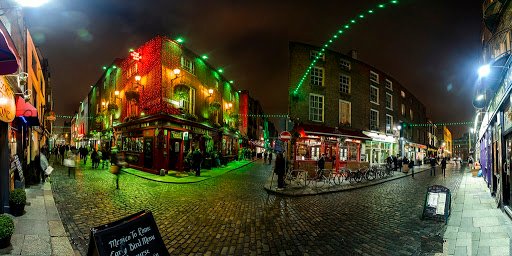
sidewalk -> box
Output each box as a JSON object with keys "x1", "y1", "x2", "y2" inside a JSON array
[
  {"x1": 0, "y1": 182, "x2": 75, "y2": 255},
  {"x1": 440, "y1": 172, "x2": 512, "y2": 256},
  {"x1": 264, "y1": 164, "x2": 434, "y2": 196},
  {"x1": 121, "y1": 159, "x2": 255, "y2": 183}
]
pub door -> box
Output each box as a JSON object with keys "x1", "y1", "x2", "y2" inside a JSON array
[
  {"x1": 169, "y1": 139, "x2": 181, "y2": 170},
  {"x1": 143, "y1": 137, "x2": 153, "y2": 169}
]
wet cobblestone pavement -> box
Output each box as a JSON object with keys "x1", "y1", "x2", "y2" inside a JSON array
[{"x1": 50, "y1": 158, "x2": 465, "y2": 255}]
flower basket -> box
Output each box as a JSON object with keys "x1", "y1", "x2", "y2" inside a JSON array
[
  {"x1": 8, "y1": 189, "x2": 26, "y2": 217},
  {"x1": 0, "y1": 215, "x2": 14, "y2": 248},
  {"x1": 125, "y1": 90, "x2": 140, "y2": 102},
  {"x1": 209, "y1": 101, "x2": 221, "y2": 112},
  {"x1": 108, "y1": 103, "x2": 118, "y2": 113},
  {"x1": 95, "y1": 115, "x2": 103, "y2": 123}
]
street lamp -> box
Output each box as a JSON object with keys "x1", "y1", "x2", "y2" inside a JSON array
[
  {"x1": 478, "y1": 64, "x2": 491, "y2": 78},
  {"x1": 208, "y1": 88, "x2": 214, "y2": 97},
  {"x1": 15, "y1": 0, "x2": 49, "y2": 7},
  {"x1": 134, "y1": 75, "x2": 141, "y2": 82}
]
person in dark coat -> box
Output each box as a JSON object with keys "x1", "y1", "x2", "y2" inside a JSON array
[
  {"x1": 393, "y1": 156, "x2": 398, "y2": 172},
  {"x1": 268, "y1": 151, "x2": 273, "y2": 165},
  {"x1": 192, "y1": 149, "x2": 203, "y2": 176},
  {"x1": 274, "y1": 152, "x2": 286, "y2": 189},
  {"x1": 111, "y1": 149, "x2": 126, "y2": 189},
  {"x1": 430, "y1": 157, "x2": 437, "y2": 176},
  {"x1": 441, "y1": 158, "x2": 447, "y2": 178},
  {"x1": 408, "y1": 157, "x2": 415, "y2": 178}
]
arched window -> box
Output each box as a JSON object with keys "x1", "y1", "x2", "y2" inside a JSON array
[{"x1": 173, "y1": 84, "x2": 195, "y2": 114}]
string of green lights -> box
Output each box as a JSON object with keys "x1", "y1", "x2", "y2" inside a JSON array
[
  {"x1": 292, "y1": 0, "x2": 399, "y2": 95},
  {"x1": 408, "y1": 122, "x2": 474, "y2": 127},
  {"x1": 236, "y1": 114, "x2": 288, "y2": 118}
]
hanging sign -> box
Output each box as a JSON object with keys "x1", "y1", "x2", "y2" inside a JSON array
[
  {"x1": 421, "y1": 185, "x2": 451, "y2": 224},
  {"x1": 0, "y1": 80, "x2": 15, "y2": 122},
  {"x1": 87, "y1": 210, "x2": 168, "y2": 256}
]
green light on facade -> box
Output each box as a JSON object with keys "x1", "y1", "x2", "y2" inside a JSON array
[
  {"x1": 218, "y1": 68, "x2": 223, "y2": 73},
  {"x1": 359, "y1": 14, "x2": 364, "y2": 18},
  {"x1": 390, "y1": 0, "x2": 398, "y2": 4},
  {"x1": 112, "y1": 65, "x2": 117, "y2": 69},
  {"x1": 350, "y1": 19, "x2": 356, "y2": 23},
  {"x1": 176, "y1": 37, "x2": 184, "y2": 43},
  {"x1": 202, "y1": 55, "x2": 208, "y2": 60},
  {"x1": 333, "y1": 35, "x2": 338, "y2": 38},
  {"x1": 229, "y1": 80, "x2": 234, "y2": 84},
  {"x1": 378, "y1": 4, "x2": 385, "y2": 8},
  {"x1": 344, "y1": 25, "x2": 350, "y2": 29},
  {"x1": 129, "y1": 48, "x2": 134, "y2": 52},
  {"x1": 368, "y1": 9, "x2": 374, "y2": 13},
  {"x1": 338, "y1": 30, "x2": 343, "y2": 34},
  {"x1": 102, "y1": 66, "x2": 107, "y2": 70}
]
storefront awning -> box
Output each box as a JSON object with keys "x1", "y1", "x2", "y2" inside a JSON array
[
  {"x1": 0, "y1": 22, "x2": 20, "y2": 75},
  {"x1": 15, "y1": 97, "x2": 39, "y2": 126},
  {"x1": 298, "y1": 124, "x2": 371, "y2": 140}
]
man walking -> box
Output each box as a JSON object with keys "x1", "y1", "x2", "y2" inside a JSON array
[
  {"x1": 441, "y1": 157, "x2": 447, "y2": 178},
  {"x1": 430, "y1": 157, "x2": 437, "y2": 176},
  {"x1": 192, "y1": 148, "x2": 203, "y2": 176}
]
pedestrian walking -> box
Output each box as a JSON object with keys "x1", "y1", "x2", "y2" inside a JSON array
[
  {"x1": 192, "y1": 148, "x2": 203, "y2": 176},
  {"x1": 274, "y1": 152, "x2": 286, "y2": 190},
  {"x1": 430, "y1": 157, "x2": 437, "y2": 176},
  {"x1": 317, "y1": 154, "x2": 325, "y2": 179},
  {"x1": 268, "y1": 151, "x2": 273, "y2": 165},
  {"x1": 441, "y1": 158, "x2": 447, "y2": 178},
  {"x1": 468, "y1": 156, "x2": 474, "y2": 170},
  {"x1": 83, "y1": 147, "x2": 89, "y2": 165},
  {"x1": 393, "y1": 156, "x2": 398, "y2": 172},
  {"x1": 101, "y1": 148, "x2": 109, "y2": 168},
  {"x1": 59, "y1": 145, "x2": 65, "y2": 165},
  {"x1": 64, "y1": 148, "x2": 77, "y2": 178},
  {"x1": 409, "y1": 158, "x2": 415, "y2": 178},
  {"x1": 91, "y1": 149, "x2": 99, "y2": 169},
  {"x1": 110, "y1": 148, "x2": 126, "y2": 189},
  {"x1": 264, "y1": 151, "x2": 268, "y2": 162}
]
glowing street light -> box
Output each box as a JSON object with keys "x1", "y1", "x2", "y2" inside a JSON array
[
  {"x1": 135, "y1": 75, "x2": 141, "y2": 82},
  {"x1": 478, "y1": 64, "x2": 491, "y2": 77},
  {"x1": 208, "y1": 88, "x2": 214, "y2": 96},
  {"x1": 15, "y1": 0, "x2": 49, "y2": 7},
  {"x1": 173, "y1": 68, "x2": 181, "y2": 75},
  {"x1": 475, "y1": 94, "x2": 484, "y2": 101}
]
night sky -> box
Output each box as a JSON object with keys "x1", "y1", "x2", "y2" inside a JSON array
[{"x1": 23, "y1": 0, "x2": 482, "y2": 137}]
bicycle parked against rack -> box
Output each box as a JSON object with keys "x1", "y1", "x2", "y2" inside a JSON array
[
  {"x1": 312, "y1": 169, "x2": 336, "y2": 188},
  {"x1": 285, "y1": 169, "x2": 310, "y2": 187}
]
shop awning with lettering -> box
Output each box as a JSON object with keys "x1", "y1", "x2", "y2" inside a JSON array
[
  {"x1": 0, "y1": 21, "x2": 20, "y2": 75},
  {"x1": 297, "y1": 124, "x2": 371, "y2": 140}
]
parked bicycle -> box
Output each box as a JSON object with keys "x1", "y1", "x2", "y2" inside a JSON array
[{"x1": 285, "y1": 169, "x2": 310, "y2": 187}]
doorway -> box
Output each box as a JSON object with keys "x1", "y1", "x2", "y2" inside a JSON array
[
  {"x1": 169, "y1": 139, "x2": 181, "y2": 170},
  {"x1": 143, "y1": 137, "x2": 153, "y2": 169}
]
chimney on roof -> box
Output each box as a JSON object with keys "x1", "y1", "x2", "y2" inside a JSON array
[{"x1": 349, "y1": 50, "x2": 358, "y2": 60}]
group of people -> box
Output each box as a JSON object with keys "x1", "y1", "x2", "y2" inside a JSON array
[{"x1": 263, "y1": 151, "x2": 273, "y2": 165}]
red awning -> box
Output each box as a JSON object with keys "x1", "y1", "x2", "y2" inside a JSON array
[
  {"x1": 16, "y1": 97, "x2": 37, "y2": 117},
  {"x1": 297, "y1": 124, "x2": 371, "y2": 140},
  {"x1": 0, "y1": 21, "x2": 20, "y2": 75}
]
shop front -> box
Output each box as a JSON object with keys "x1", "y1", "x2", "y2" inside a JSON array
[
  {"x1": 404, "y1": 142, "x2": 427, "y2": 165},
  {"x1": 362, "y1": 131, "x2": 397, "y2": 165},
  {"x1": 116, "y1": 114, "x2": 223, "y2": 173},
  {"x1": 293, "y1": 124, "x2": 370, "y2": 172}
]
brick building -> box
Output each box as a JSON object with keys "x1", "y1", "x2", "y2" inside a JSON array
[{"x1": 289, "y1": 42, "x2": 427, "y2": 167}]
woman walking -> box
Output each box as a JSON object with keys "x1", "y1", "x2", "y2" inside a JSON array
[{"x1": 274, "y1": 153, "x2": 286, "y2": 190}]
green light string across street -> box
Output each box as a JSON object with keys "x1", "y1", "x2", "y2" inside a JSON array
[{"x1": 292, "y1": 0, "x2": 399, "y2": 95}]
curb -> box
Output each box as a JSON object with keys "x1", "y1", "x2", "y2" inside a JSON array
[
  {"x1": 121, "y1": 159, "x2": 257, "y2": 184},
  {"x1": 264, "y1": 165, "x2": 440, "y2": 197}
]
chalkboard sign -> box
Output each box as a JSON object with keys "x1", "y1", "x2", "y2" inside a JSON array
[
  {"x1": 87, "y1": 210, "x2": 169, "y2": 256},
  {"x1": 421, "y1": 185, "x2": 451, "y2": 224},
  {"x1": 11, "y1": 155, "x2": 24, "y2": 182}
]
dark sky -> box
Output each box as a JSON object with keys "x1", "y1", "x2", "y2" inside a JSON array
[{"x1": 24, "y1": 0, "x2": 482, "y2": 137}]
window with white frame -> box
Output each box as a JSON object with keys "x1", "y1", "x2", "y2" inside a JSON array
[
  {"x1": 370, "y1": 109, "x2": 379, "y2": 130},
  {"x1": 309, "y1": 94, "x2": 324, "y2": 122},
  {"x1": 401, "y1": 104, "x2": 405, "y2": 116},
  {"x1": 310, "y1": 67, "x2": 324, "y2": 86},
  {"x1": 370, "y1": 71, "x2": 379, "y2": 83},
  {"x1": 370, "y1": 85, "x2": 379, "y2": 104},
  {"x1": 386, "y1": 114, "x2": 393, "y2": 134},
  {"x1": 181, "y1": 56, "x2": 195, "y2": 74},
  {"x1": 339, "y1": 100, "x2": 351, "y2": 126},
  {"x1": 386, "y1": 93, "x2": 393, "y2": 110},
  {"x1": 340, "y1": 59, "x2": 351, "y2": 70},
  {"x1": 339, "y1": 74, "x2": 351, "y2": 94},
  {"x1": 410, "y1": 109, "x2": 414, "y2": 121},
  {"x1": 310, "y1": 50, "x2": 325, "y2": 61},
  {"x1": 174, "y1": 85, "x2": 195, "y2": 114},
  {"x1": 385, "y1": 79, "x2": 392, "y2": 90},
  {"x1": 401, "y1": 90, "x2": 406, "y2": 98}
]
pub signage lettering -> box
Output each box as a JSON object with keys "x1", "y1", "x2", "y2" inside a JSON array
[
  {"x1": 87, "y1": 210, "x2": 168, "y2": 256},
  {"x1": 0, "y1": 80, "x2": 16, "y2": 122}
]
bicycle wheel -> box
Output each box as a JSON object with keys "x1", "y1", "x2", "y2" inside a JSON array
[
  {"x1": 348, "y1": 171, "x2": 356, "y2": 184},
  {"x1": 333, "y1": 170, "x2": 343, "y2": 185},
  {"x1": 314, "y1": 175, "x2": 327, "y2": 188},
  {"x1": 355, "y1": 170, "x2": 363, "y2": 183},
  {"x1": 366, "y1": 169, "x2": 376, "y2": 181}
]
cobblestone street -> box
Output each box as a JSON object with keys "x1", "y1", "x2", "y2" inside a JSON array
[{"x1": 50, "y1": 158, "x2": 465, "y2": 255}]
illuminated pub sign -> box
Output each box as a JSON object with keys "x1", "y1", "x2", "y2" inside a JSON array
[{"x1": 0, "y1": 80, "x2": 15, "y2": 122}]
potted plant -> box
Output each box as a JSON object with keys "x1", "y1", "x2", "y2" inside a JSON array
[
  {"x1": 9, "y1": 189, "x2": 26, "y2": 217},
  {"x1": 0, "y1": 215, "x2": 14, "y2": 248}
]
